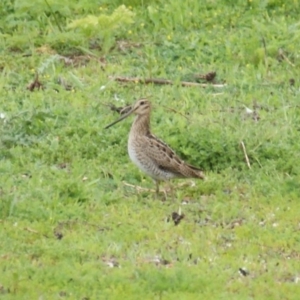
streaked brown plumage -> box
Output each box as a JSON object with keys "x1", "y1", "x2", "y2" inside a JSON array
[{"x1": 105, "y1": 99, "x2": 204, "y2": 195}]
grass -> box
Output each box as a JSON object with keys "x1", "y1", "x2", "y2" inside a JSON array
[{"x1": 1, "y1": 0, "x2": 300, "y2": 298}]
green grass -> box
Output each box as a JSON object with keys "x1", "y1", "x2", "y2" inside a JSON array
[{"x1": 1, "y1": 0, "x2": 300, "y2": 298}]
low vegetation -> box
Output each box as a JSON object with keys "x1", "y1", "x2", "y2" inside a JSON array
[{"x1": 1, "y1": 0, "x2": 300, "y2": 298}]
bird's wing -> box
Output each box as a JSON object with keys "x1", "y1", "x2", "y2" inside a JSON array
[{"x1": 143, "y1": 133, "x2": 204, "y2": 179}]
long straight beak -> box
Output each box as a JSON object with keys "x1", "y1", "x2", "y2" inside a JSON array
[{"x1": 104, "y1": 106, "x2": 135, "y2": 129}]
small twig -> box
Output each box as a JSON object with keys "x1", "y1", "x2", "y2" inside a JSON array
[
  {"x1": 281, "y1": 53, "x2": 295, "y2": 67},
  {"x1": 109, "y1": 76, "x2": 226, "y2": 88},
  {"x1": 160, "y1": 105, "x2": 189, "y2": 120},
  {"x1": 261, "y1": 36, "x2": 268, "y2": 68},
  {"x1": 194, "y1": 71, "x2": 216, "y2": 82},
  {"x1": 24, "y1": 227, "x2": 39, "y2": 234},
  {"x1": 27, "y1": 73, "x2": 43, "y2": 91},
  {"x1": 122, "y1": 181, "x2": 155, "y2": 193},
  {"x1": 122, "y1": 180, "x2": 197, "y2": 193},
  {"x1": 104, "y1": 96, "x2": 152, "y2": 115},
  {"x1": 44, "y1": 0, "x2": 63, "y2": 32},
  {"x1": 240, "y1": 141, "x2": 251, "y2": 169},
  {"x1": 103, "y1": 102, "x2": 131, "y2": 115}
]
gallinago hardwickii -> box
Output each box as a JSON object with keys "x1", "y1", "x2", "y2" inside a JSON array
[{"x1": 105, "y1": 99, "x2": 205, "y2": 196}]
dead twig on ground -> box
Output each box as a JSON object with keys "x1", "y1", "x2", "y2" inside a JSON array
[
  {"x1": 109, "y1": 76, "x2": 226, "y2": 88},
  {"x1": 240, "y1": 141, "x2": 251, "y2": 169},
  {"x1": 27, "y1": 73, "x2": 43, "y2": 91},
  {"x1": 161, "y1": 105, "x2": 189, "y2": 120},
  {"x1": 123, "y1": 181, "x2": 155, "y2": 193},
  {"x1": 194, "y1": 71, "x2": 216, "y2": 82},
  {"x1": 278, "y1": 49, "x2": 295, "y2": 67},
  {"x1": 122, "y1": 181, "x2": 196, "y2": 194}
]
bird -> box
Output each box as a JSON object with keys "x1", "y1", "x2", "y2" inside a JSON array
[{"x1": 105, "y1": 98, "x2": 205, "y2": 197}]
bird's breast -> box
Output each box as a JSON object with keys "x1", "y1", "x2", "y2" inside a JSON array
[
  {"x1": 128, "y1": 137, "x2": 152, "y2": 176},
  {"x1": 128, "y1": 135, "x2": 177, "y2": 181}
]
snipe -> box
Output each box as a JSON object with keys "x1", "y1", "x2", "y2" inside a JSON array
[{"x1": 105, "y1": 99, "x2": 204, "y2": 196}]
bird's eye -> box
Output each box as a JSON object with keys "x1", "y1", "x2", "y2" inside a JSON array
[{"x1": 140, "y1": 101, "x2": 145, "y2": 105}]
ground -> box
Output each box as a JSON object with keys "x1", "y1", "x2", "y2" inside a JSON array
[{"x1": 1, "y1": 0, "x2": 300, "y2": 299}]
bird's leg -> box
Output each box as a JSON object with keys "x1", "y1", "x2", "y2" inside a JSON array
[
  {"x1": 167, "y1": 181, "x2": 175, "y2": 201},
  {"x1": 154, "y1": 180, "x2": 166, "y2": 201},
  {"x1": 155, "y1": 180, "x2": 160, "y2": 196}
]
